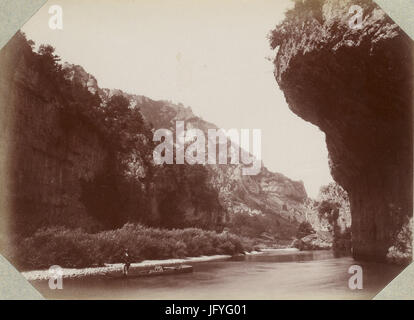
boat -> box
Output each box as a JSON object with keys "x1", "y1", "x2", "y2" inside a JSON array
[{"x1": 107, "y1": 264, "x2": 193, "y2": 279}]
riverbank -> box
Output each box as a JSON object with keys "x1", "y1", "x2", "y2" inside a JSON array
[
  {"x1": 23, "y1": 254, "x2": 234, "y2": 281},
  {"x1": 15, "y1": 224, "x2": 257, "y2": 270},
  {"x1": 23, "y1": 249, "x2": 298, "y2": 281}
]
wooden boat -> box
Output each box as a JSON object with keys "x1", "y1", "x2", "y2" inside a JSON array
[{"x1": 107, "y1": 264, "x2": 193, "y2": 279}]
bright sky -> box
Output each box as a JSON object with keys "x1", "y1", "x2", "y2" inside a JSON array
[{"x1": 21, "y1": 0, "x2": 333, "y2": 198}]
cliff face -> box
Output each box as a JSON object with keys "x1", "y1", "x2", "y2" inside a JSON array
[
  {"x1": 0, "y1": 42, "x2": 109, "y2": 236},
  {"x1": 62, "y1": 63, "x2": 309, "y2": 236},
  {"x1": 271, "y1": 0, "x2": 413, "y2": 261},
  {"x1": 305, "y1": 182, "x2": 351, "y2": 233},
  {"x1": 0, "y1": 30, "x2": 310, "y2": 244}
]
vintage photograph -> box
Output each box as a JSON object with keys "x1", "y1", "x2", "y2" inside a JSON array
[{"x1": 0, "y1": 0, "x2": 412, "y2": 299}]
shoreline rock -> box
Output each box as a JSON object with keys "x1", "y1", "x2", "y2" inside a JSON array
[{"x1": 292, "y1": 232, "x2": 333, "y2": 251}]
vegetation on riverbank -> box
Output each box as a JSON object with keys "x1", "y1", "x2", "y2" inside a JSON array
[
  {"x1": 292, "y1": 183, "x2": 352, "y2": 254},
  {"x1": 13, "y1": 224, "x2": 254, "y2": 270}
]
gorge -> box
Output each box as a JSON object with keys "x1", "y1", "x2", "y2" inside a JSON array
[{"x1": 0, "y1": 31, "x2": 311, "y2": 268}]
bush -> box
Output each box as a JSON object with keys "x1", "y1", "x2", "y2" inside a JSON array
[
  {"x1": 15, "y1": 223, "x2": 250, "y2": 270},
  {"x1": 296, "y1": 221, "x2": 315, "y2": 239},
  {"x1": 387, "y1": 218, "x2": 412, "y2": 265}
]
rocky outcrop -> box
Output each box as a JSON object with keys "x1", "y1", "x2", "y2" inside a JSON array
[
  {"x1": 305, "y1": 182, "x2": 351, "y2": 233},
  {"x1": 292, "y1": 232, "x2": 333, "y2": 251},
  {"x1": 271, "y1": 0, "x2": 413, "y2": 262}
]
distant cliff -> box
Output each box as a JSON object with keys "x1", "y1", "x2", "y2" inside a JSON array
[
  {"x1": 305, "y1": 182, "x2": 351, "y2": 234},
  {"x1": 65, "y1": 62, "x2": 309, "y2": 238},
  {"x1": 0, "y1": 31, "x2": 310, "y2": 251},
  {"x1": 270, "y1": 0, "x2": 413, "y2": 262}
]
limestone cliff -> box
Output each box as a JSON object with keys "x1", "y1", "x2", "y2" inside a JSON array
[
  {"x1": 270, "y1": 0, "x2": 413, "y2": 262},
  {"x1": 305, "y1": 182, "x2": 351, "y2": 234},
  {"x1": 0, "y1": 32, "x2": 310, "y2": 245},
  {"x1": 0, "y1": 35, "x2": 109, "y2": 238},
  {"x1": 53, "y1": 62, "x2": 310, "y2": 236}
]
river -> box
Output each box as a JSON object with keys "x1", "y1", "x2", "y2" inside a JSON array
[{"x1": 31, "y1": 249, "x2": 403, "y2": 300}]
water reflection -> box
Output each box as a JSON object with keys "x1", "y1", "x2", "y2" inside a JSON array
[{"x1": 236, "y1": 249, "x2": 337, "y2": 263}]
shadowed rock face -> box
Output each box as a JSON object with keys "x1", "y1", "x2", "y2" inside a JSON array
[{"x1": 272, "y1": 0, "x2": 413, "y2": 262}]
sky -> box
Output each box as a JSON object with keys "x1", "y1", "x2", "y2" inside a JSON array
[{"x1": 21, "y1": 0, "x2": 333, "y2": 198}]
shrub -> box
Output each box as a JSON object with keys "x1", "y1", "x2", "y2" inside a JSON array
[
  {"x1": 15, "y1": 223, "x2": 250, "y2": 270},
  {"x1": 387, "y1": 218, "x2": 413, "y2": 265},
  {"x1": 296, "y1": 221, "x2": 315, "y2": 239}
]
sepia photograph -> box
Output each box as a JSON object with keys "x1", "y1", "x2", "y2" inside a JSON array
[{"x1": 0, "y1": 0, "x2": 412, "y2": 300}]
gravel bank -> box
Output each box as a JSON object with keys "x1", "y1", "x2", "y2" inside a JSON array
[{"x1": 22, "y1": 254, "x2": 232, "y2": 281}]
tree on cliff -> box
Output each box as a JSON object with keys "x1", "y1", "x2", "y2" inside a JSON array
[
  {"x1": 317, "y1": 183, "x2": 351, "y2": 254},
  {"x1": 80, "y1": 94, "x2": 154, "y2": 227},
  {"x1": 103, "y1": 94, "x2": 153, "y2": 163},
  {"x1": 269, "y1": 0, "x2": 324, "y2": 50},
  {"x1": 37, "y1": 44, "x2": 62, "y2": 74},
  {"x1": 296, "y1": 221, "x2": 315, "y2": 239}
]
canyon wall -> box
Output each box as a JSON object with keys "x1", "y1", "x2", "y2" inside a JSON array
[
  {"x1": 271, "y1": 0, "x2": 413, "y2": 262},
  {"x1": 0, "y1": 38, "x2": 109, "y2": 237},
  {"x1": 65, "y1": 63, "x2": 309, "y2": 236},
  {"x1": 0, "y1": 33, "x2": 310, "y2": 248}
]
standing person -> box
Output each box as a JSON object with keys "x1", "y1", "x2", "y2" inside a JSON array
[{"x1": 123, "y1": 248, "x2": 131, "y2": 276}]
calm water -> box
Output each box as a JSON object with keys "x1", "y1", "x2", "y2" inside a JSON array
[{"x1": 32, "y1": 250, "x2": 402, "y2": 300}]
